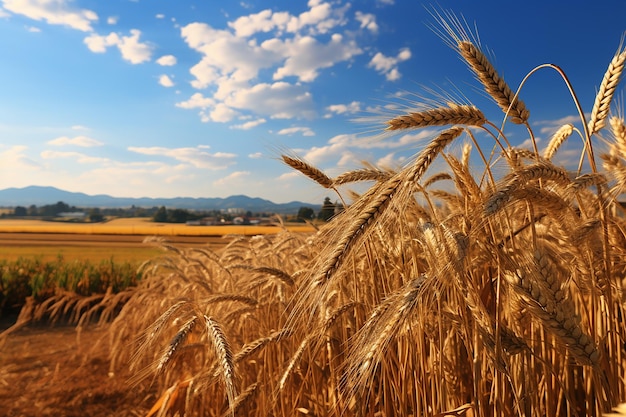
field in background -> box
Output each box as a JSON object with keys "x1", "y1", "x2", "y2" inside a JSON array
[{"x1": 0, "y1": 217, "x2": 316, "y2": 236}]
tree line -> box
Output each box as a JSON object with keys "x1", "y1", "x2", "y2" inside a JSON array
[{"x1": 4, "y1": 197, "x2": 340, "y2": 223}]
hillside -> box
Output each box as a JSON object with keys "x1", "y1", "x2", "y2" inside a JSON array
[{"x1": 0, "y1": 186, "x2": 319, "y2": 214}]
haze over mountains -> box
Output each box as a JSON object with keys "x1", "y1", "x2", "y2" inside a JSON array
[{"x1": 0, "y1": 186, "x2": 319, "y2": 214}]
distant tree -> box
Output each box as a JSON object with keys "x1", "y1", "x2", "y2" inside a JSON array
[
  {"x1": 153, "y1": 206, "x2": 168, "y2": 222},
  {"x1": 89, "y1": 208, "x2": 104, "y2": 223},
  {"x1": 28, "y1": 205, "x2": 38, "y2": 216},
  {"x1": 168, "y1": 208, "x2": 190, "y2": 223},
  {"x1": 14, "y1": 206, "x2": 27, "y2": 216},
  {"x1": 297, "y1": 206, "x2": 315, "y2": 221},
  {"x1": 317, "y1": 197, "x2": 335, "y2": 222}
]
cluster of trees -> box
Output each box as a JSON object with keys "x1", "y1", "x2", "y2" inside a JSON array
[
  {"x1": 4, "y1": 198, "x2": 342, "y2": 224},
  {"x1": 296, "y1": 197, "x2": 343, "y2": 222},
  {"x1": 5, "y1": 202, "x2": 162, "y2": 223}
]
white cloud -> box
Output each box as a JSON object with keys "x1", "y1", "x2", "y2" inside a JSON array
[
  {"x1": 84, "y1": 29, "x2": 152, "y2": 64},
  {"x1": 48, "y1": 135, "x2": 103, "y2": 147},
  {"x1": 156, "y1": 54, "x2": 177, "y2": 66},
  {"x1": 207, "y1": 103, "x2": 239, "y2": 123},
  {"x1": 228, "y1": 9, "x2": 287, "y2": 37},
  {"x1": 178, "y1": 2, "x2": 367, "y2": 124},
  {"x1": 277, "y1": 126, "x2": 315, "y2": 136},
  {"x1": 248, "y1": 152, "x2": 263, "y2": 159},
  {"x1": 155, "y1": 13, "x2": 164, "y2": 19},
  {"x1": 213, "y1": 171, "x2": 251, "y2": 186},
  {"x1": 326, "y1": 101, "x2": 361, "y2": 116},
  {"x1": 107, "y1": 15, "x2": 117, "y2": 25},
  {"x1": 368, "y1": 47, "x2": 411, "y2": 81},
  {"x1": 175, "y1": 92, "x2": 214, "y2": 109},
  {"x1": 355, "y1": 11, "x2": 378, "y2": 33},
  {"x1": 158, "y1": 74, "x2": 174, "y2": 87},
  {"x1": 127, "y1": 145, "x2": 237, "y2": 170},
  {"x1": 3, "y1": 0, "x2": 97, "y2": 31},
  {"x1": 271, "y1": 34, "x2": 362, "y2": 82},
  {"x1": 285, "y1": 1, "x2": 349, "y2": 35},
  {"x1": 25, "y1": 25, "x2": 39, "y2": 32},
  {"x1": 0, "y1": 145, "x2": 40, "y2": 170},
  {"x1": 0, "y1": 8, "x2": 9, "y2": 18},
  {"x1": 536, "y1": 114, "x2": 582, "y2": 135},
  {"x1": 231, "y1": 118, "x2": 266, "y2": 130},
  {"x1": 225, "y1": 81, "x2": 315, "y2": 119},
  {"x1": 376, "y1": 152, "x2": 405, "y2": 169},
  {"x1": 40, "y1": 150, "x2": 109, "y2": 164},
  {"x1": 71, "y1": 124, "x2": 89, "y2": 131}
]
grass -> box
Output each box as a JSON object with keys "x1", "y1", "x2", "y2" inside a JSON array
[{"x1": 8, "y1": 12, "x2": 626, "y2": 417}]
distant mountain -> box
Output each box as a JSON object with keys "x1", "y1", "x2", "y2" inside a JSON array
[{"x1": 0, "y1": 186, "x2": 320, "y2": 214}]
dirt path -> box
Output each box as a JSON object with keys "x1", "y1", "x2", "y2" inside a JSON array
[{"x1": 0, "y1": 319, "x2": 153, "y2": 417}]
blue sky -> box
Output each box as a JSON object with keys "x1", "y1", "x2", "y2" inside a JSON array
[{"x1": 0, "y1": 0, "x2": 625, "y2": 204}]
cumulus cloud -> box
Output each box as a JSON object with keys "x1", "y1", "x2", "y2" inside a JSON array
[
  {"x1": 231, "y1": 118, "x2": 266, "y2": 130},
  {"x1": 277, "y1": 126, "x2": 315, "y2": 136},
  {"x1": 158, "y1": 74, "x2": 174, "y2": 87},
  {"x1": 178, "y1": 2, "x2": 370, "y2": 125},
  {"x1": 213, "y1": 170, "x2": 251, "y2": 186},
  {"x1": 226, "y1": 82, "x2": 315, "y2": 119},
  {"x1": 156, "y1": 54, "x2": 177, "y2": 66},
  {"x1": 271, "y1": 34, "x2": 362, "y2": 82},
  {"x1": 175, "y1": 92, "x2": 214, "y2": 109},
  {"x1": 228, "y1": 1, "x2": 348, "y2": 37},
  {"x1": 48, "y1": 135, "x2": 103, "y2": 147},
  {"x1": 127, "y1": 145, "x2": 237, "y2": 170},
  {"x1": 0, "y1": 145, "x2": 40, "y2": 170},
  {"x1": 368, "y1": 47, "x2": 411, "y2": 81},
  {"x1": 40, "y1": 150, "x2": 109, "y2": 164},
  {"x1": 84, "y1": 29, "x2": 152, "y2": 64},
  {"x1": 325, "y1": 101, "x2": 361, "y2": 116},
  {"x1": 107, "y1": 15, "x2": 117, "y2": 25},
  {"x1": 2, "y1": 0, "x2": 98, "y2": 31},
  {"x1": 355, "y1": 11, "x2": 378, "y2": 33},
  {"x1": 536, "y1": 114, "x2": 582, "y2": 135}
]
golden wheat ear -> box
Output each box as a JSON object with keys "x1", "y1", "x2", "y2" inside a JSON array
[
  {"x1": 588, "y1": 44, "x2": 626, "y2": 135},
  {"x1": 281, "y1": 154, "x2": 334, "y2": 189},
  {"x1": 385, "y1": 104, "x2": 485, "y2": 130}
]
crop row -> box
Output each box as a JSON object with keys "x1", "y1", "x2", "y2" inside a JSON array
[{"x1": 0, "y1": 255, "x2": 142, "y2": 316}]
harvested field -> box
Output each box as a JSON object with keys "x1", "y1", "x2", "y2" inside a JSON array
[
  {"x1": 0, "y1": 320, "x2": 151, "y2": 417},
  {"x1": 0, "y1": 218, "x2": 315, "y2": 236}
]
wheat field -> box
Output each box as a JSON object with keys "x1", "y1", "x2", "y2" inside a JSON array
[{"x1": 92, "y1": 14, "x2": 626, "y2": 417}]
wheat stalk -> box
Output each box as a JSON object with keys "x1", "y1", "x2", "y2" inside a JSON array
[
  {"x1": 588, "y1": 46, "x2": 626, "y2": 135},
  {"x1": 385, "y1": 104, "x2": 485, "y2": 130},
  {"x1": 458, "y1": 41, "x2": 530, "y2": 124},
  {"x1": 543, "y1": 124, "x2": 574, "y2": 160},
  {"x1": 333, "y1": 168, "x2": 393, "y2": 185},
  {"x1": 204, "y1": 315, "x2": 237, "y2": 414},
  {"x1": 317, "y1": 127, "x2": 463, "y2": 284},
  {"x1": 610, "y1": 116, "x2": 626, "y2": 157},
  {"x1": 281, "y1": 155, "x2": 334, "y2": 189}
]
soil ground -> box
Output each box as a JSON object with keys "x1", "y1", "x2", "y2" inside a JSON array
[{"x1": 0, "y1": 317, "x2": 153, "y2": 416}]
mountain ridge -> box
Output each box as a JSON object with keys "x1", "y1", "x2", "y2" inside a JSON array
[{"x1": 0, "y1": 186, "x2": 320, "y2": 214}]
